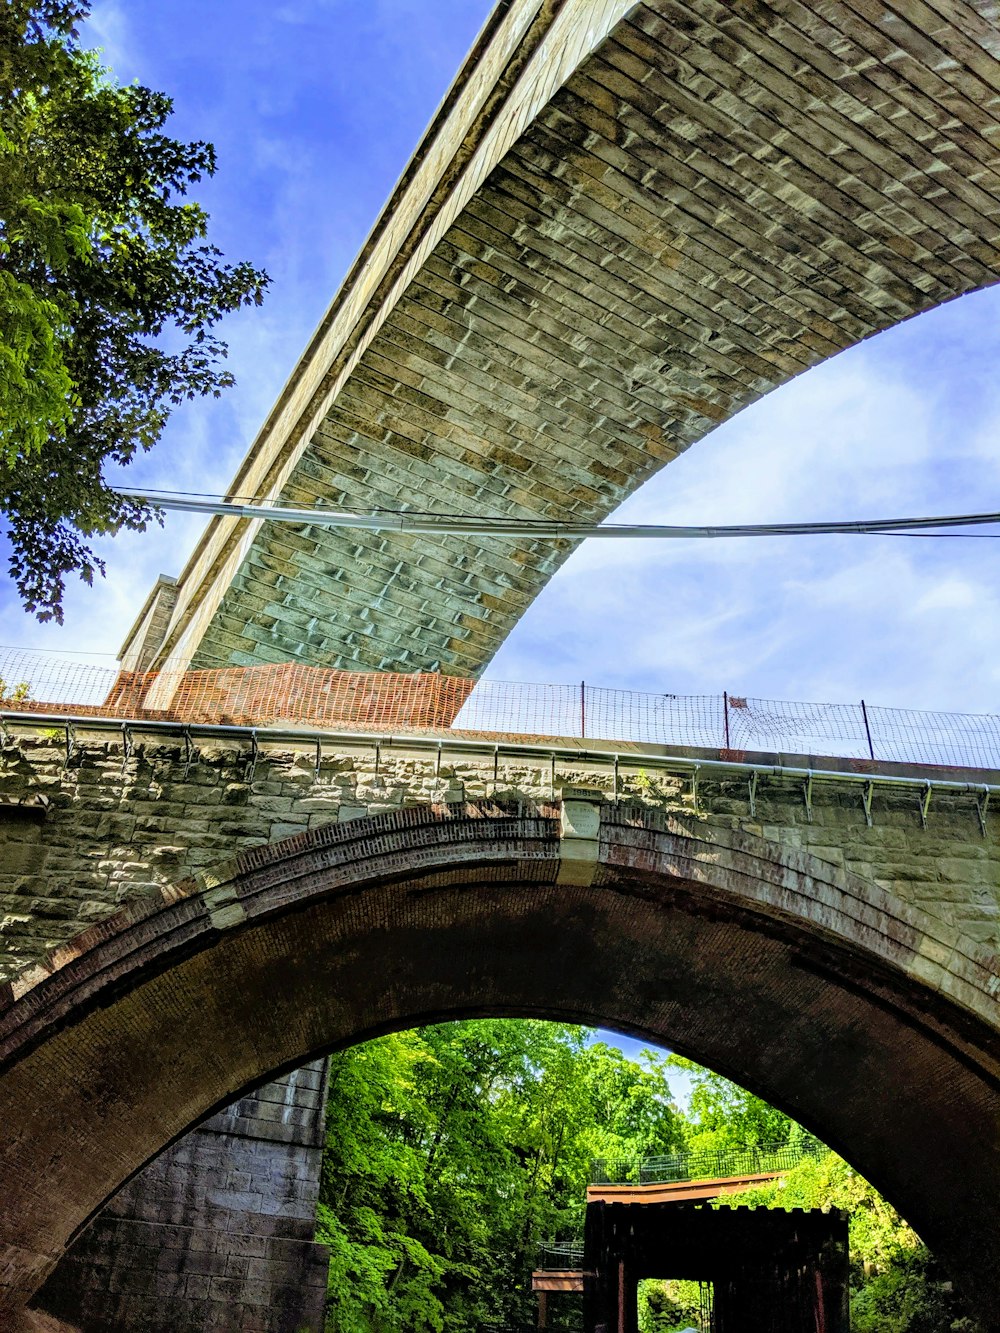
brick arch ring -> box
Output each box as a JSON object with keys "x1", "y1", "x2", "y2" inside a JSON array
[{"x1": 1, "y1": 798, "x2": 999, "y2": 1328}]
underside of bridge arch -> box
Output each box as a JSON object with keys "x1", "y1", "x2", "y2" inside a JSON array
[
  {"x1": 2, "y1": 803, "x2": 999, "y2": 1328},
  {"x1": 146, "y1": 0, "x2": 1000, "y2": 677}
]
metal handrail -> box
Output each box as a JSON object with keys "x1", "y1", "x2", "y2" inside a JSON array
[
  {"x1": 536, "y1": 1241, "x2": 586, "y2": 1271},
  {"x1": 591, "y1": 1135, "x2": 827, "y2": 1187},
  {"x1": 4, "y1": 708, "x2": 1000, "y2": 798}
]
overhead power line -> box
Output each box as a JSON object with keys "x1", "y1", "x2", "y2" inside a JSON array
[{"x1": 112, "y1": 487, "x2": 1000, "y2": 541}]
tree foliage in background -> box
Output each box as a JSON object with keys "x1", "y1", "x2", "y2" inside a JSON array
[
  {"x1": 673, "y1": 1062, "x2": 979, "y2": 1333},
  {"x1": 0, "y1": 0, "x2": 267, "y2": 620},
  {"x1": 666, "y1": 1055, "x2": 795, "y2": 1154},
  {"x1": 318, "y1": 1022, "x2": 684, "y2": 1332},
  {"x1": 319, "y1": 1022, "x2": 982, "y2": 1333},
  {"x1": 731, "y1": 1155, "x2": 980, "y2": 1333}
]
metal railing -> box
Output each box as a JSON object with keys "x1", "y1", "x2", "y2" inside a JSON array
[
  {"x1": 591, "y1": 1135, "x2": 827, "y2": 1188},
  {"x1": 2, "y1": 645, "x2": 1000, "y2": 771},
  {"x1": 535, "y1": 1139, "x2": 826, "y2": 1278},
  {"x1": 456, "y1": 681, "x2": 1000, "y2": 770},
  {"x1": 536, "y1": 1241, "x2": 586, "y2": 1271}
]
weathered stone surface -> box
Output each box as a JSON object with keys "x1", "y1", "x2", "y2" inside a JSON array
[
  {"x1": 0, "y1": 727, "x2": 999, "y2": 1325},
  {"x1": 21, "y1": 2, "x2": 1000, "y2": 1318},
  {"x1": 36, "y1": 1063, "x2": 330, "y2": 1333},
  {"x1": 135, "y1": 0, "x2": 1000, "y2": 677},
  {"x1": 2, "y1": 726, "x2": 999, "y2": 982}
]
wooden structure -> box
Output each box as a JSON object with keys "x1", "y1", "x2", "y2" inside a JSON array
[
  {"x1": 584, "y1": 1202, "x2": 849, "y2": 1333},
  {"x1": 532, "y1": 1169, "x2": 790, "y2": 1328}
]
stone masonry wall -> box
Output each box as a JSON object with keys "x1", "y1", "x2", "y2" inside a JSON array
[
  {"x1": 35, "y1": 1061, "x2": 330, "y2": 1333},
  {"x1": 2, "y1": 724, "x2": 999, "y2": 989},
  {"x1": 2, "y1": 723, "x2": 998, "y2": 1329}
]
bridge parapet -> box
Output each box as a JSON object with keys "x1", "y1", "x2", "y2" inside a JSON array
[
  {"x1": 2, "y1": 716, "x2": 999, "y2": 989},
  {"x1": 6, "y1": 646, "x2": 1000, "y2": 770}
]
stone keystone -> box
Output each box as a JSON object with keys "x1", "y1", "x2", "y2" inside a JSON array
[{"x1": 557, "y1": 791, "x2": 602, "y2": 887}]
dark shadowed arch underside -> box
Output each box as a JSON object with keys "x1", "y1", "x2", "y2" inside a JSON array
[{"x1": 1, "y1": 803, "x2": 998, "y2": 1327}]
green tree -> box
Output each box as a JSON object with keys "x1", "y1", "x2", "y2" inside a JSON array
[
  {"x1": 0, "y1": 1, "x2": 267, "y2": 619},
  {"x1": 730, "y1": 1153, "x2": 982, "y2": 1333},
  {"x1": 669, "y1": 1056, "x2": 794, "y2": 1154},
  {"x1": 318, "y1": 1022, "x2": 687, "y2": 1332},
  {"x1": 576, "y1": 1042, "x2": 685, "y2": 1179},
  {"x1": 318, "y1": 1028, "x2": 980, "y2": 1333},
  {"x1": 317, "y1": 1032, "x2": 447, "y2": 1333},
  {"x1": 638, "y1": 1277, "x2": 704, "y2": 1333}
]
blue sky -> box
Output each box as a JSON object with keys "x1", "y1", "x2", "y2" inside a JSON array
[{"x1": 5, "y1": 0, "x2": 1000, "y2": 723}]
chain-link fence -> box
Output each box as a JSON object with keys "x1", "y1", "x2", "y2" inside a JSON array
[
  {"x1": 452, "y1": 681, "x2": 727, "y2": 748},
  {"x1": 2, "y1": 646, "x2": 1000, "y2": 770}
]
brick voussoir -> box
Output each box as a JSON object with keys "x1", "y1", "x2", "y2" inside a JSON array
[{"x1": 0, "y1": 808, "x2": 564, "y2": 1061}]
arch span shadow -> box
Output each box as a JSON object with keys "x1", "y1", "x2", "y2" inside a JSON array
[{"x1": 1, "y1": 801, "x2": 999, "y2": 1327}]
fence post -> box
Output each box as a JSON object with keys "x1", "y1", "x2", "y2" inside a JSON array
[
  {"x1": 580, "y1": 680, "x2": 586, "y2": 739},
  {"x1": 861, "y1": 699, "x2": 875, "y2": 760},
  {"x1": 723, "y1": 690, "x2": 730, "y2": 749}
]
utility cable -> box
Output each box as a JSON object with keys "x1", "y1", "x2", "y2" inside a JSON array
[{"x1": 112, "y1": 486, "x2": 1000, "y2": 541}]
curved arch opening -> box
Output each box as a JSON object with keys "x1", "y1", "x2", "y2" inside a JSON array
[
  {"x1": 487, "y1": 284, "x2": 1000, "y2": 714},
  {"x1": 1, "y1": 805, "x2": 998, "y2": 1326}
]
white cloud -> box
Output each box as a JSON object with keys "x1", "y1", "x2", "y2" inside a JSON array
[
  {"x1": 84, "y1": 2, "x2": 139, "y2": 76},
  {"x1": 488, "y1": 299, "x2": 1000, "y2": 717}
]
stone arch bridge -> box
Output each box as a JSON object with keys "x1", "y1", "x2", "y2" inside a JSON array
[
  {"x1": 126, "y1": 0, "x2": 1000, "y2": 682},
  {"x1": 8, "y1": 0, "x2": 1000, "y2": 1326},
  {"x1": 1, "y1": 718, "x2": 999, "y2": 1327}
]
